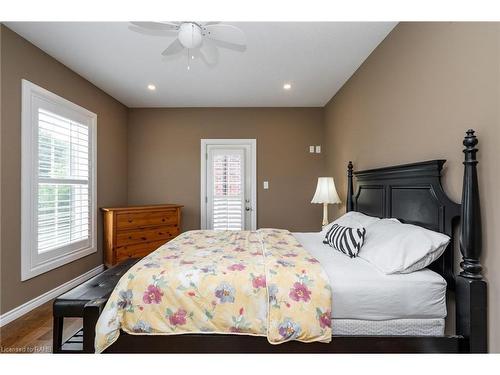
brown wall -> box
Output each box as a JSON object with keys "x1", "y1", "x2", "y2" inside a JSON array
[
  {"x1": 0, "y1": 26, "x2": 129, "y2": 313},
  {"x1": 3, "y1": 22, "x2": 500, "y2": 352},
  {"x1": 127, "y1": 108, "x2": 326, "y2": 232},
  {"x1": 324, "y1": 22, "x2": 500, "y2": 351}
]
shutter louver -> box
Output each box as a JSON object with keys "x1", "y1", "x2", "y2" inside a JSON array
[
  {"x1": 212, "y1": 154, "x2": 243, "y2": 230},
  {"x1": 37, "y1": 109, "x2": 90, "y2": 253}
]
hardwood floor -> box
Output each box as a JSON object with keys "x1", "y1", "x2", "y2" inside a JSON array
[{"x1": 0, "y1": 300, "x2": 82, "y2": 354}]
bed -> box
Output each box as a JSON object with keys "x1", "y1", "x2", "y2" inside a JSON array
[
  {"x1": 83, "y1": 129, "x2": 486, "y2": 353},
  {"x1": 294, "y1": 232, "x2": 447, "y2": 336}
]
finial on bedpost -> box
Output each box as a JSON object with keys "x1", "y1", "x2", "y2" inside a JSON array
[
  {"x1": 346, "y1": 161, "x2": 354, "y2": 213},
  {"x1": 460, "y1": 129, "x2": 482, "y2": 279},
  {"x1": 456, "y1": 129, "x2": 487, "y2": 353}
]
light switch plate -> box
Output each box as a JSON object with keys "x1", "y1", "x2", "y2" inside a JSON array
[
  {"x1": 263, "y1": 181, "x2": 269, "y2": 189},
  {"x1": 315, "y1": 145, "x2": 321, "y2": 153},
  {"x1": 309, "y1": 146, "x2": 315, "y2": 153}
]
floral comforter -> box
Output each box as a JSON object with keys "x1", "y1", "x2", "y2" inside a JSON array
[{"x1": 95, "y1": 229, "x2": 332, "y2": 352}]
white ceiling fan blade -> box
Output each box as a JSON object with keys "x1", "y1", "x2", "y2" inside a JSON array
[
  {"x1": 204, "y1": 24, "x2": 246, "y2": 47},
  {"x1": 199, "y1": 40, "x2": 219, "y2": 66},
  {"x1": 161, "y1": 39, "x2": 184, "y2": 56},
  {"x1": 130, "y1": 22, "x2": 179, "y2": 31},
  {"x1": 209, "y1": 39, "x2": 247, "y2": 53},
  {"x1": 201, "y1": 21, "x2": 221, "y2": 26},
  {"x1": 128, "y1": 25, "x2": 177, "y2": 37}
]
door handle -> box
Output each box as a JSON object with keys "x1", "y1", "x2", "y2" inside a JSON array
[{"x1": 245, "y1": 207, "x2": 253, "y2": 211}]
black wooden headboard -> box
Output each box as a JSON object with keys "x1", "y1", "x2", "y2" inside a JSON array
[
  {"x1": 345, "y1": 130, "x2": 486, "y2": 352},
  {"x1": 346, "y1": 160, "x2": 461, "y2": 287}
]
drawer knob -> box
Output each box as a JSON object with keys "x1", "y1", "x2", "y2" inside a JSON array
[
  {"x1": 141, "y1": 237, "x2": 147, "y2": 241},
  {"x1": 162, "y1": 218, "x2": 165, "y2": 222},
  {"x1": 128, "y1": 219, "x2": 133, "y2": 223}
]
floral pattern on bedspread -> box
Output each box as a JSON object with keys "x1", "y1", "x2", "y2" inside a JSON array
[{"x1": 94, "y1": 229, "x2": 332, "y2": 353}]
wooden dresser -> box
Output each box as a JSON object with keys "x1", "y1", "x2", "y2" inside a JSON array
[{"x1": 101, "y1": 204, "x2": 182, "y2": 267}]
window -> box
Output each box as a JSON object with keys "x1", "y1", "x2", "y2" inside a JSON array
[
  {"x1": 212, "y1": 151, "x2": 244, "y2": 230},
  {"x1": 21, "y1": 80, "x2": 97, "y2": 281}
]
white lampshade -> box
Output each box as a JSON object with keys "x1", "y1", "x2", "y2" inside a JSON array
[{"x1": 311, "y1": 177, "x2": 341, "y2": 204}]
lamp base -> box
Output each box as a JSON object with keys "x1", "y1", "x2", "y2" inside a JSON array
[{"x1": 322, "y1": 203, "x2": 329, "y2": 227}]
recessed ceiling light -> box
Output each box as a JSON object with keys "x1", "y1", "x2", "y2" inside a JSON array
[
  {"x1": 147, "y1": 84, "x2": 156, "y2": 91},
  {"x1": 283, "y1": 83, "x2": 292, "y2": 90}
]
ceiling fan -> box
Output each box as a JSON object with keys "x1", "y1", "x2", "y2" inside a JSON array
[{"x1": 129, "y1": 22, "x2": 247, "y2": 68}]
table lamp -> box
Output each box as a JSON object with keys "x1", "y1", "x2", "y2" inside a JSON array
[{"x1": 311, "y1": 177, "x2": 341, "y2": 227}]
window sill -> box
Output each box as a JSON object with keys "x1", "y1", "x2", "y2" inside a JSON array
[{"x1": 21, "y1": 245, "x2": 97, "y2": 281}]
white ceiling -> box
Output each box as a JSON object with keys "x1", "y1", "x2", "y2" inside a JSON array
[{"x1": 6, "y1": 22, "x2": 396, "y2": 107}]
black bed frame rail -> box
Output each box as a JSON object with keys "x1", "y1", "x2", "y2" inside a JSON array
[
  {"x1": 72, "y1": 130, "x2": 486, "y2": 353},
  {"x1": 346, "y1": 129, "x2": 487, "y2": 353}
]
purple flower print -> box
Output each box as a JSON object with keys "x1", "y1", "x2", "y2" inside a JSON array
[
  {"x1": 278, "y1": 319, "x2": 301, "y2": 340},
  {"x1": 214, "y1": 282, "x2": 235, "y2": 303},
  {"x1": 227, "y1": 263, "x2": 246, "y2": 271},
  {"x1": 277, "y1": 259, "x2": 294, "y2": 267},
  {"x1": 143, "y1": 262, "x2": 160, "y2": 268},
  {"x1": 143, "y1": 284, "x2": 164, "y2": 304},
  {"x1": 316, "y1": 307, "x2": 332, "y2": 329},
  {"x1": 164, "y1": 254, "x2": 179, "y2": 259},
  {"x1": 318, "y1": 310, "x2": 331, "y2": 329},
  {"x1": 306, "y1": 257, "x2": 319, "y2": 264},
  {"x1": 132, "y1": 320, "x2": 152, "y2": 333},
  {"x1": 252, "y1": 275, "x2": 266, "y2": 289},
  {"x1": 268, "y1": 284, "x2": 279, "y2": 306},
  {"x1": 117, "y1": 289, "x2": 133, "y2": 310},
  {"x1": 201, "y1": 265, "x2": 216, "y2": 273},
  {"x1": 168, "y1": 309, "x2": 187, "y2": 326},
  {"x1": 289, "y1": 282, "x2": 312, "y2": 303}
]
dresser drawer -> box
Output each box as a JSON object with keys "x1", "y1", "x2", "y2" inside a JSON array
[
  {"x1": 116, "y1": 225, "x2": 179, "y2": 247},
  {"x1": 116, "y1": 209, "x2": 178, "y2": 229},
  {"x1": 115, "y1": 240, "x2": 169, "y2": 263}
]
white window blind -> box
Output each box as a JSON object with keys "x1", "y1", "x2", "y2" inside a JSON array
[
  {"x1": 21, "y1": 80, "x2": 97, "y2": 281},
  {"x1": 212, "y1": 153, "x2": 243, "y2": 230},
  {"x1": 37, "y1": 109, "x2": 90, "y2": 253}
]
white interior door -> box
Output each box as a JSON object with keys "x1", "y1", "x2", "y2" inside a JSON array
[{"x1": 201, "y1": 140, "x2": 256, "y2": 230}]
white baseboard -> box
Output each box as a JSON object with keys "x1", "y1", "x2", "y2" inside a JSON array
[{"x1": 0, "y1": 264, "x2": 104, "y2": 327}]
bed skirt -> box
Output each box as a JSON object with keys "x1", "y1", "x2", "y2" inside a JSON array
[{"x1": 332, "y1": 318, "x2": 444, "y2": 336}]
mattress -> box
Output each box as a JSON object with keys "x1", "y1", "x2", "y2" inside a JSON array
[{"x1": 293, "y1": 232, "x2": 447, "y2": 321}]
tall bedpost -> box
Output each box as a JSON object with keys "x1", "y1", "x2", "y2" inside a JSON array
[
  {"x1": 346, "y1": 161, "x2": 354, "y2": 212},
  {"x1": 456, "y1": 129, "x2": 487, "y2": 353}
]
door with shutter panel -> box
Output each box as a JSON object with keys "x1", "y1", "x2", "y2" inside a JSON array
[{"x1": 201, "y1": 140, "x2": 256, "y2": 231}]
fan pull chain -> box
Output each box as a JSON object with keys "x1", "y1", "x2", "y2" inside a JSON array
[{"x1": 187, "y1": 23, "x2": 195, "y2": 71}]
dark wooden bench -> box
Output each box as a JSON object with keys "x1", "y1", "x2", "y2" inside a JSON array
[{"x1": 53, "y1": 258, "x2": 140, "y2": 353}]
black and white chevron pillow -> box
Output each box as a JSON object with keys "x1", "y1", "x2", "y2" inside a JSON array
[{"x1": 323, "y1": 224, "x2": 366, "y2": 258}]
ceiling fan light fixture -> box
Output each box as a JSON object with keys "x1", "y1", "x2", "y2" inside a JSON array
[
  {"x1": 147, "y1": 84, "x2": 156, "y2": 91},
  {"x1": 178, "y1": 22, "x2": 202, "y2": 49},
  {"x1": 130, "y1": 21, "x2": 246, "y2": 69},
  {"x1": 283, "y1": 83, "x2": 292, "y2": 90}
]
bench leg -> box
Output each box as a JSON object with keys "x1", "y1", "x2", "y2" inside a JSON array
[
  {"x1": 83, "y1": 298, "x2": 107, "y2": 353},
  {"x1": 52, "y1": 316, "x2": 64, "y2": 353}
]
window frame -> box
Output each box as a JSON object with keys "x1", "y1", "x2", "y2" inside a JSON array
[{"x1": 21, "y1": 79, "x2": 97, "y2": 281}]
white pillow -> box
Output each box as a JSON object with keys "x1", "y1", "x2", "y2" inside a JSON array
[
  {"x1": 359, "y1": 219, "x2": 450, "y2": 274},
  {"x1": 321, "y1": 211, "x2": 380, "y2": 235}
]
